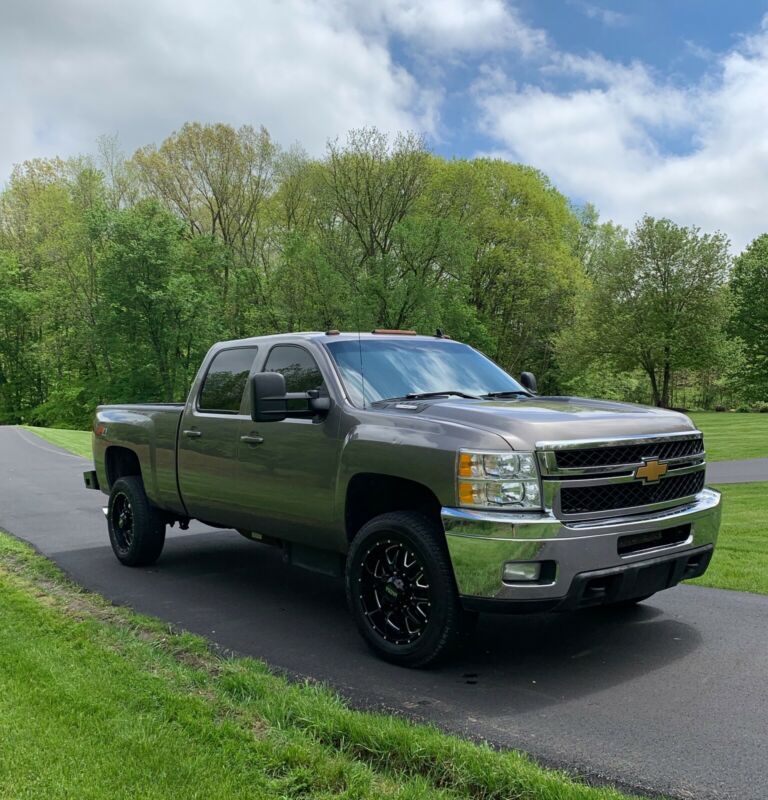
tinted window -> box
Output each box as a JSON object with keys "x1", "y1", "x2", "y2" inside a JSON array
[
  {"x1": 199, "y1": 347, "x2": 258, "y2": 412},
  {"x1": 263, "y1": 345, "x2": 325, "y2": 394}
]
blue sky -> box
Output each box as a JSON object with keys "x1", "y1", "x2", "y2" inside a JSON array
[
  {"x1": 3, "y1": 1, "x2": 768, "y2": 249},
  {"x1": 414, "y1": 1, "x2": 768, "y2": 161}
]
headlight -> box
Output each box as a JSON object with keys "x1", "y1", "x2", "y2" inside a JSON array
[{"x1": 457, "y1": 450, "x2": 541, "y2": 509}]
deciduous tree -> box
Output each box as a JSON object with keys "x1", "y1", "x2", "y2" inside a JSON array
[
  {"x1": 730, "y1": 234, "x2": 768, "y2": 401},
  {"x1": 560, "y1": 216, "x2": 730, "y2": 407}
]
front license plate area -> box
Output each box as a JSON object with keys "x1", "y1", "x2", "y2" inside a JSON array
[{"x1": 617, "y1": 524, "x2": 690, "y2": 556}]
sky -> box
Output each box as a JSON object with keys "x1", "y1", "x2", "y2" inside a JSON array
[{"x1": 3, "y1": 0, "x2": 768, "y2": 250}]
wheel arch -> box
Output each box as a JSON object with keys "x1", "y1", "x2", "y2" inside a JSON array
[
  {"x1": 104, "y1": 445, "x2": 143, "y2": 490},
  {"x1": 344, "y1": 473, "x2": 443, "y2": 543}
]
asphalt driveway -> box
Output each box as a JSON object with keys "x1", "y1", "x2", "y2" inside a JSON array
[
  {"x1": 1, "y1": 425, "x2": 766, "y2": 800},
  {"x1": 707, "y1": 457, "x2": 768, "y2": 483}
]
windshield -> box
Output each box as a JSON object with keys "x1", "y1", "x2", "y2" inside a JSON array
[{"x1": 325, "y1": 339, "x2": 525, "y2": 407}]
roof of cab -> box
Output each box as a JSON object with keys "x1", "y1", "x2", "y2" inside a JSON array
[{"x1": 213, "y1": 331, "x2": 459, "y2": 348}]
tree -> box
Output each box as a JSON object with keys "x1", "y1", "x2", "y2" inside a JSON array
[
  {"x1": 93, "y1": 200, "x2": 222, "y2": 402},
  {"x1": 560, "y1": 216, "x2": 731, "y2": 407},
  {"x1": 132, "y1": 123, "x2": 278, "y2": 332},
  {"x1": 0, "y1": 158, "x2": 112, "y2": 425},
  {"x1": 0, "y1": 122, "x2": 749, "y2": 424},
  {"x1": 273, "y1": 129, "x2": 474, "y2": 336},
  {"x1": 730, "y1": 234, "x2": 768, "y2": 402},
  {"x1": 428, "y1": 158, "x2": 583, "y2": 383},
  {"x1": 321, "y1": 128, "x2": 442, "y2": 328}
]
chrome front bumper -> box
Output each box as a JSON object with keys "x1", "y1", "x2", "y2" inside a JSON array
[{"x1": 442, "y1": 488, "x2": 721, "y2": 608}]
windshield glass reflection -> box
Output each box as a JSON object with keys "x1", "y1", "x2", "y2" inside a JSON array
[{"x1": 325, "y1": 339, "x2": 524, "y2": 407}]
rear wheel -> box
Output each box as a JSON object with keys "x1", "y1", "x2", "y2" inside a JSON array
[
  {"x1": 107, "y1": 476, "x2": 166, "y2": 566},
  {"x1": 345, "y1": 511, "x2": 471, "y2": 667}
]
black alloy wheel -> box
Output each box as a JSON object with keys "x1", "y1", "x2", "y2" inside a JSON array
[
  {"x1": 358, "y1": 538, "x2": 432, "y2": 645},
  {"x1": 346, "y1": 511, "x2": 474, "y2": 667},
  {"x1": 110, "y1": 491, "x2": 134, "y2": 552}
]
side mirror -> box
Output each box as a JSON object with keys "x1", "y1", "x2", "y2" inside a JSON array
[
  {"x1": 519, "y1": 371, "x2": 538, "y2": 394},
  {"x1": 250, "y1": 372, "x2": 288, "y2": 422},
  {"x1": 250, "y1": 374, "x2": 333, "y2": 422}
]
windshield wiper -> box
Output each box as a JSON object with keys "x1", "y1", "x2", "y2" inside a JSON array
[
  {"x1": 377, "y1": 390, "x2": 483, "y2": 403},
  {"x1": 482, "y1": 390, "x2": 532, "y2": 398},
  {"x1": 408, "y1": 391, "x2": 483, "y2": 400}
]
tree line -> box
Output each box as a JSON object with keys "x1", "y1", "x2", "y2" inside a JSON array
[{"x1": 0, "y1": 123, "x2": 765, "y2": 427}]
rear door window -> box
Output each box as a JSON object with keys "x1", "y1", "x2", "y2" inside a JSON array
[{"x1": 198, "y1": 347, "x2": 259, "y2": 413}]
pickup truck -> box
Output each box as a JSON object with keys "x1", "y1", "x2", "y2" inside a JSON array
[{"x1": 85, "y1": 331, "x2": 721, "y2": 666}]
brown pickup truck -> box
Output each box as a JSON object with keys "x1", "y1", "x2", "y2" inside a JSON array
[{"x1": 84, "y1": 331, "x2": 721, "y2": 666}]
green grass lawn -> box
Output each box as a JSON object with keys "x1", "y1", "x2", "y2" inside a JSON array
[
  {"x1": 688, "y1": 412, "x2": 768, "y2": 462},
  {"x1": 690, "y1": 482, "x2": 768, "y2": 596},
  {"x1": 23, "y1": 425, "x2": 92, "y2": 460},
  {"x1": 0, "y1": 533, "x2": 637, "y2": 800}
]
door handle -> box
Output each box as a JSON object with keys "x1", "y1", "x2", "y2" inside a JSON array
[
  {"x1": 240, "y1": 434, "x2": 264, "y2": 445},
  {"x1": 183, "y1": 429, "x2": 202, "y2": 438}
]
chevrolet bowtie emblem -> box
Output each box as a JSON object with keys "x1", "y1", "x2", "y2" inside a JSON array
[{"x1": 635, "y1": 459, "x2": 668, "y2": 483}]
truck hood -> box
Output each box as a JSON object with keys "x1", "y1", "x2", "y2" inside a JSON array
[{"x1": 415, "y1": 396, "x2": 697, "y2": 451}]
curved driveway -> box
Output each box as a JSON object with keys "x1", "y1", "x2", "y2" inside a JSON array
[{"x1": 1, "y1": 426, "x2": 766, "y2": 800}]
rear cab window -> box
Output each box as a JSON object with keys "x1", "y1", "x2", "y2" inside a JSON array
[{"x1": 198, "y1": 347, "x2": 259, "y2": 413}]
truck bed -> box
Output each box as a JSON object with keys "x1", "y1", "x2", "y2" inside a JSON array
[{"x1": 93, "y1": 403, "x2": 186, "y2": 515}]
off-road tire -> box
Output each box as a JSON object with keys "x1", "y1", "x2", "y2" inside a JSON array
[
  {"x1": 107, "y1": 476, "x2": 166, "y2": 566},
  {"x1": 345, "y1": 511, "x2": 471, "y2": 668}
]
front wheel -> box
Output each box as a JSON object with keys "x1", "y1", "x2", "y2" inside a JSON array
[
  {"x1": 345, "y1": 511, "x2": 472, "y2": 667},
  {"x1": 107, "y1": 476, "x2": 166, "y2": 566}
]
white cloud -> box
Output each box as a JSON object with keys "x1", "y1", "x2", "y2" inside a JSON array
[
  {"x1": 568, "y1": 1, "x2": 630, "y2": 28},
  {"x1": 478, "y1": 21, "x2": 768, "y2": 251},
  {"x1": 5, "y1": 0, "x2": 766, "y2": 253},
  {"x1": 1, "y1": 0, "x2": 552, "y2": 182},
  {"x1": 0, "y1": 0, "x2": 436, "y2": 181},
  {"x1": 357, "y1": 0, "x2": 548, "y2": 54}
]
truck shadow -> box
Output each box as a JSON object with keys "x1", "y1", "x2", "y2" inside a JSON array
[{"x1": 54, "y1": 527, "x2": 702, "y2": 717}]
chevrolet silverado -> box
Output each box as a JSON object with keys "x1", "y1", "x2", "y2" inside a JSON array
[{"x1": 84, "y1": 331, "x2": 721, "y2": 666}]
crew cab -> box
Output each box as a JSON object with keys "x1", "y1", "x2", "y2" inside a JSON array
[{"x1": 84, "y1": 331, "x2": 721, "y2": 666}]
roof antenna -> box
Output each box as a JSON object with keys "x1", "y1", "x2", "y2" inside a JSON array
[
  {"x1": 358, "y1": 327, "x2": 366, "y2": 409},
  {"x1": 353, "y1": 307, "x2": 366, "y2": 410}
]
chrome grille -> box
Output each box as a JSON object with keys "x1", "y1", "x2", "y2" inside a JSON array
[
  {"x1": 560, "y1": 471, "x2": 705, "y2": 516},
  {"x1": 555, "y1": 437, "x2": 703, "y2": 469}
]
